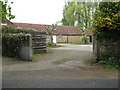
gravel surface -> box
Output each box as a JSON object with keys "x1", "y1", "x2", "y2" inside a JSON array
[
  {"x1": 2, "y1": 44, "x2": 119, "y2": 88},
  {"x1": 2, "y1": 44, "x2": 118, "y2": 79}
]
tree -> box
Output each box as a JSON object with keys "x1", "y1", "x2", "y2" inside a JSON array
[
  {"x1": 0, "y1": 0, "x2": 15, "y2": 23},
  {"x1": 93, "y1": 2, "x2": 120, "y2": 32},
  {"x1": 44, "y1": 23, "x2": 59, "y2": 44},
  {"x1": 61, "y1": 2, "x2": 69, "y2": 26},
  {"x1": 81, "y1": 36, "x2": 89, "y2": 44},
  {"x1": 61, "y1": 2, "x2": 76, "y2": 26},
  {"x1": 61, "y1": 0, "x2": 98, "y2": 33}
]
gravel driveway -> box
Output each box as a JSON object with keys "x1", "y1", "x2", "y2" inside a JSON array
[{"x1": 2, "y1": 44, "x2": 118, "y2": 88}]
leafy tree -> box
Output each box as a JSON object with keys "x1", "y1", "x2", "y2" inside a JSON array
[
  {"x1": 61, "y1": 2, "x2": 76, "y2": 26},
  {"x1": 93, "y1": 2, "x2": 120, "y2": 32},
  {"x1": 44, "y1": 23, "x2": 59, "y2": 44},
  {"x1": 61, "y1": 1, "x2": 98, "y2": 33},
  {"x1": 61, "y1": 2, "x2": 69, "y2": 26},
  {"x1": 0, "y1": 0, "x2": 15, "y2": 22},
  {"x1": 81, "y1": 36, "x2": 89, "y2": 44}
]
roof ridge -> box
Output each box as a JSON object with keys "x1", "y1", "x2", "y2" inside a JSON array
[{"x1": 13, "y1": 22, "x2": 77, "y2": 27}]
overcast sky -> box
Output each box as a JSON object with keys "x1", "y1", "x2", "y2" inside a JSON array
[{"x1": 11, "y1": 0, "x2": 66, "y2": 25}]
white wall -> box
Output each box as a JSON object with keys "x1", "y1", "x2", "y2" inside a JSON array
[{"x1": 53, "y1": 35, "x2": 57, "y2": 43}]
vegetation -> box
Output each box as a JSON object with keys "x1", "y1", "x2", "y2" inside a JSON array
[
  {"x1": 0, "y1": 0, "x2": 15, "y2": 22},
  {"x1": 2, "y1": 26, "x2": 35, "y2": 57},
  {"x1": 81, "y1": 36, "x2": 89, "y2": 44},
  {"x1": 96, "y1": 57, "x2": 120, "y2": 70},
  {"x1": 47, "y1": 42, "x2": 56, "y2": 47},
  {"x1": 2, "y1": 33, "x2": 29, "y2": 57},
  {"x1": 44, "y1": 23, "x2": 59, "y2": 44},
  {"x1": 93, "y1": 2, "x2": 120, "y2": 32},
  {"x1": 2, "y1": 25, "x2": 36, "y2": 34},
  {"x1": 94, "y1": 2, "x2": 120, "y2": 69},
  {"x1": 61, "y1": 1, "x2": 98, "y2": 32}
]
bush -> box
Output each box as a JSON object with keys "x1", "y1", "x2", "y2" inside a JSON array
[
  {"x1": 81, "y1": 36, "x2": 89, "y2": 43},
  {"x1": 47, "y1": 42, "x2": 52, "y2": 46},
  {"x1": 2, "y1": 25, "x2": 36, "y2": 34},
  {"x1": 2, "y1": 33, "x2": 30, "y2": 57},
  {"x1": 97, "y1": 57, "x2": 120, "y2": 69},
  {"x1": 47, "y1": 42, "x2": 56, "y2": 46},
  {"x1": 2, "y1": 26, "x2": 35, "y2": 57},
  {"x1": 93, "y1": 2, "x2": 119, "y2": 32}
]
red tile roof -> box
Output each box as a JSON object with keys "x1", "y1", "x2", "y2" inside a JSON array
[
  {"x1": 13, "y1": 23, "x2": 82, "y2": 35},
  {"x1": 85, "y1": 30, "x2": 93, "y2": 36}
]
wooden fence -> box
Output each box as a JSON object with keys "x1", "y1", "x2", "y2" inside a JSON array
[
  {"x1": 32, "y1": 32, "x2": 47, "y2": 54},
  {"x1": 19, "y1": 32, "x2": 47, "y2": 61}
]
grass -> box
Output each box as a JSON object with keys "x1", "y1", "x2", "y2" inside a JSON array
[
  {"x1": 98, "y1": 64, "x2": 120, "y2": 70},
  {"x1": 32, "y1": 54, "x2": 45, "y2": 62},
  {"x1": 96, "y1": 61, "x2": 120, "y2": 70}
]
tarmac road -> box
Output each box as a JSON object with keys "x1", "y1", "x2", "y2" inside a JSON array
[{"x1": 2, "y1": 71, "x2": 118, "y2": 88}]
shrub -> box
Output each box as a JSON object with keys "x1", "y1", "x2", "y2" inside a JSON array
[
  {"x1": 47, "y1": 42, "x2": 56, "y2": 46},
  {"x1": 81, "y1": 36, "x2": 89, "y2": 43},
  {"x1": 93, "y1": 2, "x2": 119, "y2": 33},
  {"x1": 2, "y1": 26, "x2": 35, "y2": 57},
  {"x1": 2, "y1": 25, "x2": 36, "y2": 34},
  {"x1": 47, "y1": 42, "x2": 52, "y2": 46},
  {"x1": 97, "y1": 57, "x2": 120, "y2": 69},
  {"x1": 2, "y1": 33, "x2": 31, "y2": 57}
]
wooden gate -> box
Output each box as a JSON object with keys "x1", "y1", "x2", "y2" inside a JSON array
[{"x1": 32, "y1": 32, "x2": 47, "y2": 54}]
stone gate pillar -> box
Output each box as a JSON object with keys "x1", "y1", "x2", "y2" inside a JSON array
[{"x1": 19, "y1": 34, "x2": 33, "y2": 61}]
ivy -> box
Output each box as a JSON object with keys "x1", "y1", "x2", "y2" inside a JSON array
[
  {"x1": 2, "y1": 26, "x2": 36, "y2": 34},
  {"x1": 2, "y1": 26, "x2": 36, "y2": 57}
]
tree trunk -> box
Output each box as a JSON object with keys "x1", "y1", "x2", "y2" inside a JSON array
[{"x1": 50, "y1": 34, "x2": 53, "y2": 44}]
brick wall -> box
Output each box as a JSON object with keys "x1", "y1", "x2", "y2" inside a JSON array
[{"x1": 56, "y1": 35, "x2": 82, "y2": 43}]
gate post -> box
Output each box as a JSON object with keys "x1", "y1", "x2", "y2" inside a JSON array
[{"x1": 19, "y1": 34, "x2": 33, "y2": 61}]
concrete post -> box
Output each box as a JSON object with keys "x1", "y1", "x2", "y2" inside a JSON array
[{"x1": 19, "y1": 34, "x2": 33, "y2": 61}]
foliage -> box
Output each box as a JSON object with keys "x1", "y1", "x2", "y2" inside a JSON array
[
  {"x1": 94, "y1": 30, "x2": 120, "y2": 39},
  {"x1": 61, "y1": 2, "x2": 75, "y2": 26},
  {"x1": 2, "y1": 33, "x2": 30, "y2": 57},
  {"x1": 81, "y1": 36, "x2": 89, "y2": 44},
  {"x1": 64, "y1": 2, "x2": 76, "y2": 26},
  {"x1": 81, "y1": 36, "x2": 89, "y2": 41},
  {"x1": 44, "y1": 23, "x2": 59, "y2": 44},
  {"x1": 61, "y1": 1, "x2": 98, "y2": 31},
  {"x1": 93, "y1": 2, "x2": 120, "y2": 32},
  {"x1": 47, "y1": 42, "x2": 52, "y2": 46},
  {"x1": 2, "y1": 25, "x2": 36, "y2": 34},
  {"x1": 2, "y1": 26, "x2": 35, "y2": 57},
  {"x1": 47, "y1": 42, "x2": 56, "y2": 47},
  {"x1": 97, "y1": 57, "x2": 120, "y2": 70},
  {"x1": 0, "y1": 0, "x2": 15, "y2": 22}
]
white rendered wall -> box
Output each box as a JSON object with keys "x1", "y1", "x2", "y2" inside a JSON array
[{"x1": 53, "y1": 35, "x2": 57, "y2": 43}]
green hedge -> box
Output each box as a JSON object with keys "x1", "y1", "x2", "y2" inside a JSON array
[
  {"x1": 2, "y1": 26, "x2": 35, "y2": 57},
  {"x1": 94, "y1": 30, "x2": 120, "y2": 39},
  {"x1": 81, "y1": 36, "x2": 89, "y2": 41},
  {"x1": 2, "y1": 25, "x2": 36, "y2": 34}
]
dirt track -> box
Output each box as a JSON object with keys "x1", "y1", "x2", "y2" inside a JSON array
[{"x1": 2, "y1": 44, "x2": 118, "y2": 79}]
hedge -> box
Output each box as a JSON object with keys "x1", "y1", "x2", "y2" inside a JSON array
[
  {"x1": 2, "y1": 25, "x2": 36, "y2": 34},
  {"x1": 2, "y1": 26, "x2": 35, "y2": 57}
]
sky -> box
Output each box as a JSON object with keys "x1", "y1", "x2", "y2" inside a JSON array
[{"x1": 10, "y1": 0, "x2": 66, "y2": 25}]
